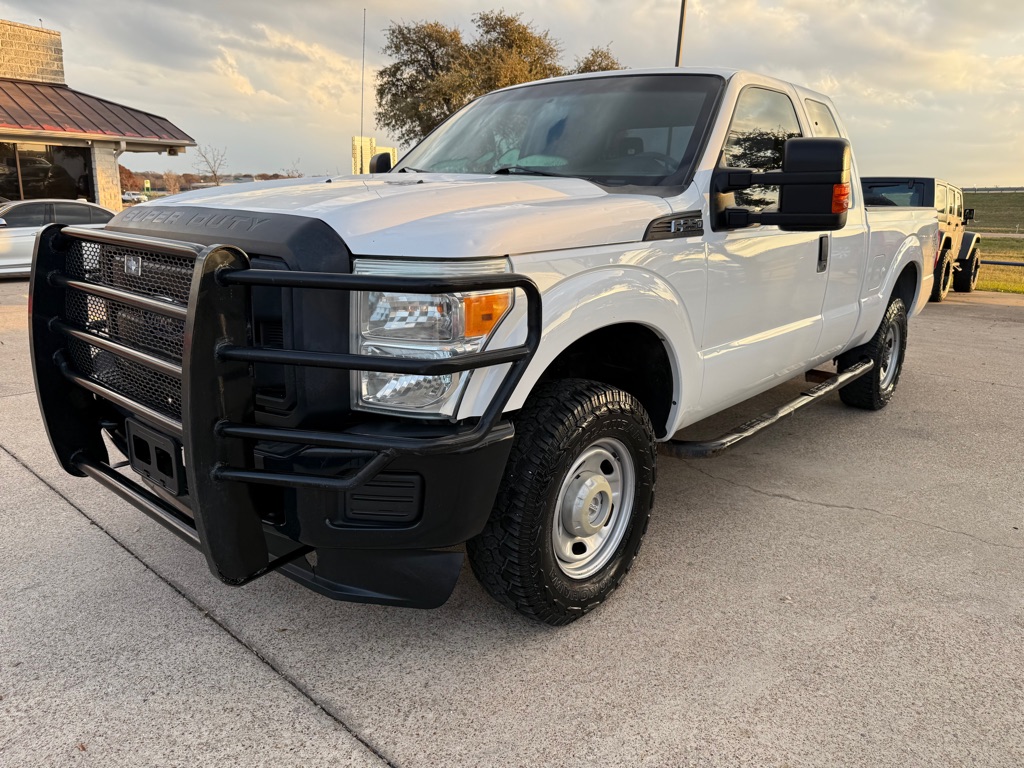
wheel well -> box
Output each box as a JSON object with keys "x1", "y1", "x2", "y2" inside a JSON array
[
  {"x1": 893, "y1": 261, "x2": 919, "y2": 310},
  {"x1": 536, "y1": 323, "x2": 674, "y2": 438}
]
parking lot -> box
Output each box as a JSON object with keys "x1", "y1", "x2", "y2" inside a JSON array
[{"x1": 1, "y1": 277, "x2": 1022, "y2": 767}]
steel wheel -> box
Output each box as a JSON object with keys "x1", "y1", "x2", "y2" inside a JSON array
[
  {"x1": 878, "y1": 321, "x2": 902, "y2": 391},
  {"x1": 467, "y1": 379, "x2": 657, "y2": 625},
  {"x1": 551, "y1": 438, "x2": 635, "y2": 580}
]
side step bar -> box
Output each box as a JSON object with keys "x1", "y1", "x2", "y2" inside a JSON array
[{"x1": 661, "y1": 360, "x2": 875, "y2": 459}]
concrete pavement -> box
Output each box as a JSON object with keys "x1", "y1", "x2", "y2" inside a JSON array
[{"x1": 1, "y1": 277, "x2": 1022, "y2": 767}]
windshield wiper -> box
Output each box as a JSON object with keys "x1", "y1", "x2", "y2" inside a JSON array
[
  {"x1": 397, "y1": 166, "x2": 427, "y2": 173},
  {"x1": 494, "y1": 166, "x2": 575, "y2": 178}
]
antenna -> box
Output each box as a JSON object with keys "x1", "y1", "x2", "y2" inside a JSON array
[{"x1": 359, "y1": 8, "x2": 366, "y2": 174}]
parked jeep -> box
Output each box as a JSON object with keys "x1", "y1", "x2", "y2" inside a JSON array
[{"x1": 862, "y1": 177, "x2": 981, "y2": 299}]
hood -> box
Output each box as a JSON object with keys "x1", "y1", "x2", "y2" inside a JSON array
[{"x1": 125, "y1": 174, "x2": 676, "y2": 257}]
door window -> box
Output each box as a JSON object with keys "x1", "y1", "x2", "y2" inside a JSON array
[
  {"x1": 935, "y1": 185, "x2": 947, "y2": 215},
  {"x1": 2, "y1": 202, "x2": 47, "y2": 227},
  {"x1": 722, "y1": 87, "x2": 802, "y2": 212},
  {"x1": 954, "y1": 190, "x2": 963, "y2": 218},
  {"x1": 54, "y1": 202, "x2": 93, "y2": 225}
]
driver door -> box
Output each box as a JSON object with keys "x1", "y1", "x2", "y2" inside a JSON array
[{"x1": 700, "y1": 86, "x2": 828, "y2": 413}]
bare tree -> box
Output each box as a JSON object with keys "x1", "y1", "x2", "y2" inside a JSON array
[
  {"x1": 281, "y1": 158, "x2": 304, "y2": 178},
  {"x1": 194, "y1": 145, "x2": 228, "y2": 186},
  {"x1": 163, "y1": 171, "x2": 181, "y2": 195}
]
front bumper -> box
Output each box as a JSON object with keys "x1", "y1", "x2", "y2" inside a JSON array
[{"x1": 29, "y1": 224, "x2": 540, "y2": 608}]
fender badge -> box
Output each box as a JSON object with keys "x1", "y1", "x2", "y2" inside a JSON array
[{"x1": 125, "y1": 255, "x2": 143, "y2": 277}]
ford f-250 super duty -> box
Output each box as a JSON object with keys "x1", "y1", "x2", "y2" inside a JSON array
[{"x1": 30, "y1": 68, "x2": 937, "y2": 625}]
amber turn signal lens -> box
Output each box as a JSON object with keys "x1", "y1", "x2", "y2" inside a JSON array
[
  {"x1": 832, "y1": 183, "x2": 851, "y2": 214},
  {"x1": 463, "y1": 291, "x2": 512, "y2": 337}
]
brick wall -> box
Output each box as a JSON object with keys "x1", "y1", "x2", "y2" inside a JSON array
[{"x1": 0, "y1": 19, "x2": 65, "y2": 85}]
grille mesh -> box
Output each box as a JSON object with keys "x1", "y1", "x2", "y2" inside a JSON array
[
  {"x1": 67, "y1": 337, "x2": 182, "y2": 418},
  {"x1": 66, "y1": 239, "x2": 194, "y2": 304},
  {"x1": 65, "y1": 289, "x2": 185, "y2": 361},
  {"x1": 62, "y1": 237, "x2": 193, "y2": 421}
]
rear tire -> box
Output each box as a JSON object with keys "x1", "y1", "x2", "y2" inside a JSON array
[
  {"x1": 837, "y1": 296, "x2": 908, "y2": 410},
  {"x1": 929, "y1": 248, "x2": 953, "y2": 302},
  {"x1": 467, "y1": 379, "x2": 656, "y2": 626},
  {"x1": 953, "y1": 250, "x2": 980, "y2": 293}
]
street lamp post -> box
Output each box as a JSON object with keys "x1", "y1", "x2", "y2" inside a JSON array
[{"x1": 675, "y1": 0, "x2": 687, "y2": 66}]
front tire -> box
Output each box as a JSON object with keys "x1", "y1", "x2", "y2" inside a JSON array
[
  {"x1": 953, "y1": 250, "x2": 980, "y2": 293},
  {"x1": 467, "y1": 379, "x2": 656, "y2": 626},
  {"x1": 930, "y1": 248, "x2": 953, "y2": 302},
  {"x1": 837, "y1": 297, "x2": 908, "y2": 410}
]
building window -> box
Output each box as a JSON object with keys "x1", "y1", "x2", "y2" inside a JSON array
[{"x1": 0, "y1": 142, "x2": 93, "y2": 202}]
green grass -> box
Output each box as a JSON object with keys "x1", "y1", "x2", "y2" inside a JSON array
[
  {"x1": 964, "y1": 191, "x2": 1024, "y2": 233},
  {"x1": 977, "y1": 236, "x2": 1024, "y2": 294}
]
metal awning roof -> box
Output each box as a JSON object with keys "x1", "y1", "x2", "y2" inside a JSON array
[{"x1": 0, "y1": 78, "x2": 195, "y2": 150}]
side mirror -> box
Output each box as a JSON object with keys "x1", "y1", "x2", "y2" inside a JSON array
[
  {"x1": 0, "y1": 218, "x2": 6, "y2": 228},
  {"x1": 964, "y1": 208, "x2": 975, "y2": 222},
  {"x1": 712, "y1": 137, "x2": 852, "y2": 232},
  {"x1": 368, "y1": 152, "x2": 393, "y2": 173}
]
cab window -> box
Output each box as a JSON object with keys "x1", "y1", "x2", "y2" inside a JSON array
[
  {"x1": 91, "y1": 207, "x2": 113, "y2": 225},
  {"x1": 805, "y1": 100, "x2": 841, "y2": 138},
  {"x1": 722, "y1": 87, "x2": 802, "y2": 212},
  {"x1": 954, "y1": 189, "x2": 963, "y2": 219},
  {"x1": 936, "y1": 185, "x2": 947, "y2": 215}
]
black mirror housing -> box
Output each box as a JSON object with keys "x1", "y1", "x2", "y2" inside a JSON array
[
  {"x1": 368, "y1": 153, "x2": 393, "y2": 174},
  {"x1": 712, "y1": 137, "x2": 852, "y2": 232},
  {"x1": 776, "y1": 138, "x2": 851, "y2": 231},
  {"x1": 964, "y1": 208, "x2": 975, "y2": 221}
]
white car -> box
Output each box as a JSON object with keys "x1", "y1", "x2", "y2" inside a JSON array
[
  {"x1": 0, "y1": 199, "x2": 114, "y2": 277},
  {"x1": 121, "y1": 191, "x2": 148, "y2": 203}
]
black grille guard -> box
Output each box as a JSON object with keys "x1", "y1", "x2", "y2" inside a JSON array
[{"x1": 29, "y1": 224, "x2": 541, "y2": 586}]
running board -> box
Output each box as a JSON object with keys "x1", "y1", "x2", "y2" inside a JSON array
[{"x1": 660, "y1": 360, "x2": 875, "y2": 459}]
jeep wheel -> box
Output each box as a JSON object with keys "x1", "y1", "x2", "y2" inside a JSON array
[
  {"x1": 837, "y1": 296, "x2": 908, "y2": 410},
  {"x1": 467, "y1": 379, "x2": 656, "y2": 626},
  {"x1": 930, "y1": 248, "x2": 953, "y2": 302},
  {"x1": 953, "y1": 250, "x2": 980, "y2": 293}
]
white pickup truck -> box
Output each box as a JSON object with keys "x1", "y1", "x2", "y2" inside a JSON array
[{"x1": 30, "y1": 68, "x2": 937, "y2": 625}]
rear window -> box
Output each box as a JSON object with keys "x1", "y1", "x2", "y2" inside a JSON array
[
  {"x1": 805, "y1": 100, "x2": 841, "y2": 138},
  {"x1": 862, "y1": 181, "x2": 928, "y2": 207},
  {"x1": 90, "y1": 207, "x2": 113, "y2": 225}
]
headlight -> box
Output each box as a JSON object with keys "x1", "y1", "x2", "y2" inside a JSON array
[{"x1": 352, "y1": 259, "x2": 513, "y2": 416}]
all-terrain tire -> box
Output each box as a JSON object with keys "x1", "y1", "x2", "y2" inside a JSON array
[
  {"x1": 467, "y1": 379, "x2": 657, "y2": 626},
  {"x1": 929, "y1": 248, "x2": 953, "y2": 302},
  {"x1": 837, "y1": 297, "x2": 908, "y2": 410},
  {"x1": 953, "y1": 250, "x2": 980, "y2": 293}
]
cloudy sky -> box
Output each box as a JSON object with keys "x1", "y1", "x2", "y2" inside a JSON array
[{"x1": 2, "y1": 0, "x2": 1021, "y2": 185}]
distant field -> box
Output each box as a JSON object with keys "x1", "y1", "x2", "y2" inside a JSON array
[
  {"x1": 978, "y1": 236, "x2": 1024, "y2": 294},
  {"x1": 964, "y1": 191, "x2": 1024, "y2": 233}
]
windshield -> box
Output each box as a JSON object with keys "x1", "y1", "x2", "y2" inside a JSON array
[{"x1": 394, "y1": 74, "x2": 724, "y2": 187}]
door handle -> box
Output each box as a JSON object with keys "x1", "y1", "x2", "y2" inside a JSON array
[{"x1": 817, "y1": 235, "x2": 829, "y2": 273}]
